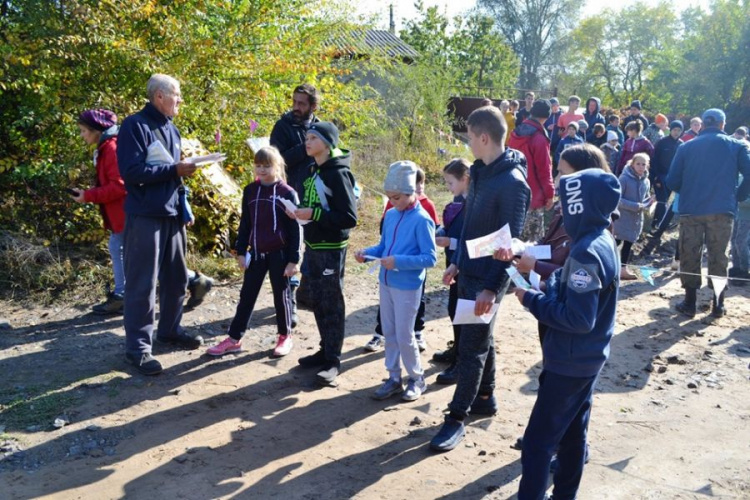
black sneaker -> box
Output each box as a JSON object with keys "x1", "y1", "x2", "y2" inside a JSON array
[
  {"x1": 432, "y1": 342, "x2": 455, "y2": 363},
  {"x1": 316, "y1": 362, "x2": 340, "y2": 386},
  {"x1": 298, "y1": 350, "x2": 326, "y2": 368},
  {"x1": 185, "y1": 272, "x2": 214, "y2": 310},
  {"x1": 156, "y1": 332, "x2": 204, "y2": 350},
  {"x1": 430, "y1": 415, "x2": 465, "y2": 452},
  {"x1": 126, "y1": 353, "x2": 163, "y2": 375},
  {"x1": 92, "y1": 293, "x2": 124, "y2": 315}
]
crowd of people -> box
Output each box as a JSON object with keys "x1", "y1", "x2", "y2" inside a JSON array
[{"x1": 70, "y1": 74, "x2": 750, "y2": 498}]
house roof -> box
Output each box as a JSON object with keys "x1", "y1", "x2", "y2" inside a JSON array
[{"x1": 328, "y1": 29, "x2": 419, "y2": 60}]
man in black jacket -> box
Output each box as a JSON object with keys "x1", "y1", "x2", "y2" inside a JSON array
[
  {"x1": 651, "y1": 120, "x2": 683, "y2": 229},
  {"x1": 270, "y1": 84, "x2": 320, "y2": 194},
  {"x1": 270, "y1": 84, "x2": 321, "y2": 312},
  {"x1": 430, "y1": 106, "x2": 531, "y2": 452}
]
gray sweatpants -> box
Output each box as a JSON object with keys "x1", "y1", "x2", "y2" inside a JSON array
[
  {"x1": 123, "y1": 214, "x2": 188, "y2": 356},
  {"x1": 379, "y1": 284, "x2": 423, "y2": 381}
]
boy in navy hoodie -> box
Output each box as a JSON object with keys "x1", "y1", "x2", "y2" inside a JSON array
[
  {"x1": 515, "y1": 169, "x2": 621, "y2": 500},
  {"x1": 429, "y1": 106, "x2": 530, "y2": 452}
]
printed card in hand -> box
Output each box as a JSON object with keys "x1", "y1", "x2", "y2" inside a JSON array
[
  {"x1": 453, "y1": 299, "x2": 500, "y2": 325},
  {"x1": 506, "y1": 265, "x2": 532, "y2": 290},
  {"x1": 465, "y1": 223, "x2": 513, "y2": 259}
]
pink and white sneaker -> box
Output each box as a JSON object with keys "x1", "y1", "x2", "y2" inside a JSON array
[
  {"x1": 272, "y1": 334, "x2": 293, "y2": 357},
  {"x1": 207, "y1": 337, "x2": 242, "y2": 356}
]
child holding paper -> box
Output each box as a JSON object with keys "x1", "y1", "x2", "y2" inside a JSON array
[
  {"x1": 433, "y1": 158, "x2": 471, "y2": 384},
  {"x1": 355, "y1": 161, "x2": 437, "y2": 401},
  {"x1": 207, "y1": 146, "x2": 300, "y2": 358},
  {"x1": 365, "y1": 167, "x2": 439, "y2": 353},
  {"x1": 514, "y1": 168, "x2": 621, "y2": 500},
  {"x1": 430, "y1": 105, "x2": 531, "y2": 452},
  {"x1": 614, "y1": 152, "x2": 653, "y2": 280}
]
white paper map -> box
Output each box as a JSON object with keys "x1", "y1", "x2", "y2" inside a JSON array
[
  {"x1": 465, "y1": 224, "x2": 512, "y2": 259},
  {"x1": 530, "y1": 270, "x2": 542, "y2": 291},
  {"x1": 363, "y1": 255, "x2": 398, "y2": 273},
  {"x1": 453, "y1": 299, "x2": 500, "y2": 325},
  {"x1": 185, "y1": 152, "x2": 227, "y2": 166},
  {"x1": 525, "y1": 245, "x2": 552, "y2": 260},
  {"x1": 274, "y1": 196, "x2": 311, "y2": 225}
]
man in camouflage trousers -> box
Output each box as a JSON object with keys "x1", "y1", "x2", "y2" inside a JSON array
[{"x1": 666, "y1": 108, "x2": 750, "y2": 318}]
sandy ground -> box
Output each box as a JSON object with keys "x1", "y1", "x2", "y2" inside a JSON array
[{"x1": 1, "y1": 259, "x2": 749, "y2": 500}]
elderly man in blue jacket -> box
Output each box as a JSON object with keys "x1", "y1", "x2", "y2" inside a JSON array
[
  {"x1": 666, "y1": 108, "x2": 750, "y2": 318},
  {"x1": 515, "y1": 168, "x2": 621, "y2": 500},
  {"x1": 117, "y1": 74, "x2": 204, "y2": 376}
]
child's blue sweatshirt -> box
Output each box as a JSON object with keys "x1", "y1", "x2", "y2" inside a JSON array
[
  {"x1": 522, "y1": 169, "x2": 621, "y2": 378},
  {"x1": 364, "y1": 202, "x2": 437, "y2": 290},
  {"x1": 554, "y1": 134, "x2": 585, "y2": 165}
]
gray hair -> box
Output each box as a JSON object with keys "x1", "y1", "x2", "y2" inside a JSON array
[{"x1": 147, "y1": 74, "x2": 180, "y2": 101}]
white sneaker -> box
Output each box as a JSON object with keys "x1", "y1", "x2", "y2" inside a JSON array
[
  {"x1": 272, "y1": 334, "x2": 293, "y2": 357},
  {"x1": 373, "y1": 378, "x2": 403, "y2": 400},
  {"x1": 364, "y1": 335, "x2": 384, "y2": 352},
  {"x1": 402, "y1": 377, "x2": 427, "y2": 401}
]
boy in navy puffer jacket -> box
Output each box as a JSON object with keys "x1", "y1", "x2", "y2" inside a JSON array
[{"x1": 515, "y1": 169, "x2": 621, "y2": 500}]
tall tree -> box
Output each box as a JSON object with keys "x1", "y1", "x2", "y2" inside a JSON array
[
  {"x1": 559, "y1": 3, "x2": 678, "y2": 107},
  {"x1": 479, "y1": 0, "x2": 580, "y2": 92}
]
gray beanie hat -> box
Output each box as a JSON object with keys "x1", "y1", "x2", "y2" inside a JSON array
[{"x1": 384, "y1": 160, "x2": 418, "y2": 195}]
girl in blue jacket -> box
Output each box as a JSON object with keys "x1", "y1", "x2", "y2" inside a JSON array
[{"x1": 355, "y1": 161, "x2": 437, "y2": 402}]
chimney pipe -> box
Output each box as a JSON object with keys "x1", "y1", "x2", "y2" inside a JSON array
[{"x1": 389, "y1": 4, "x2": 395, "y2": 35}]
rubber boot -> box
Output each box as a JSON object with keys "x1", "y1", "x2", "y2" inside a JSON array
[{"x1": 675, "y1": 288, "x2": 697, "y2": 318}]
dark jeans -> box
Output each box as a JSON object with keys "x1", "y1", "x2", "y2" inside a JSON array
[
  {"x1": 305, "y1": 248, "x2": 347, "y2": 364},
  {"x1": 228, "y1": 250, "x2": 293, "y2": 339},
  {"x1": 448, "y1": 274, "x2": 507, "y2": 418},
  {"x1": 518, "y1": 370, "x2": 598, "y2": 500},
  {"x1": 123, "y1": 214, "x2": 188, "y2": 356},
  {"x1": 375, "y1": 278, "x2": 426, "y2": 335},
  {"x1": 652, "y1": 183, "x2": 671, "y2": 228}
]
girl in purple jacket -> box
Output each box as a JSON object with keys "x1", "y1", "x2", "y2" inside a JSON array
[
  {"x1": 208, "y1": 147, "x2": 301, "y2": 358},
  {"x1": 617, "y1": 120, "x2": 654, "y2": 175}
]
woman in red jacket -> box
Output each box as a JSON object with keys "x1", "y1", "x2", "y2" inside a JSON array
[{"x1": 71, "y1": 109, "x2": 127, "y2": 314}]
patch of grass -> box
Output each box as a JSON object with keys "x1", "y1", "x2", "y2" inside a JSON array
[
  {"x1": 186, "y1": 252, "x2": 241, "y2": 283},
  {"x1": 0, "y1": 230, "x2": 111, "y2": 305},
  {"x1": 0, "y1": 385, "x2": 80, "y2": 431}
]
